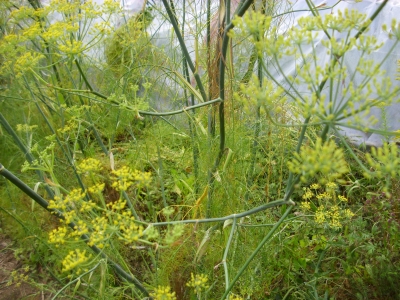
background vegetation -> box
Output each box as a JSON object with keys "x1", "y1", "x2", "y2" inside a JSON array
[{"x1": 0, "y1": 0, "x2": 399, "y2": 299}]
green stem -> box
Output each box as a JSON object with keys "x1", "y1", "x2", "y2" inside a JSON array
[
  {"x1": 220, "y1": 205, "x2": 294, "y2": 300},
  {"x1": 60, "y1": 61, "x2": 223, "y2": 117},
  {"x1": 332, "y1": 128, "x2": 373, "y2": 175},
  {"x1": 354, "y1": 0, "x2": 388, "y2": 40},
  {"x1": 181, "y1": 0, "x2": 200, "y2": 195},
  {"x1": 223, "y1": 216, "x2": 237, "y2": 292},
  {"x1": 155, "y1": 121, "x2": 167, "y2": 208},
  {"x1": 284, "y1": 117, "x2": 311, "y2": 197},
  {"x1": 245, "y1": 32, "x2": 264, "y2": 201},
  {"x1": 160, "y1": 0, "x2": 207, "y2": 102},
  {"x1": 217, "y1": 0, "x2": 254, "y2": 161},
  {"x1": 23, "y1": 74, "x2": 89, "y2": 199},
  {"x1": 0, "y1": 113, "x2": 55, "y2": 199},
  {"x1": 151, "y1": 198, "x2": 294, "y2": 226},
  {"x1": 34, "y1": 102, "x2": 89, "y2": 199},
  {"x1": 207, "y1": 0, "x2": 255, "y2": 217}
]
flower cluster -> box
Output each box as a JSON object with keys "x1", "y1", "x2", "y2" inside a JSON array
[
  {"x1": 13, "y1": 51, "x2": 44, "y2": 78},
  {"x1": 57, "y1": 119, "x2": 79, "y2": 135},
  {"x1": 21, "y1": 142, "x2": 56, "y2": 174},
  {"x1": 365, "y1": 142, "x2": 400, "y2": 179},
  {"x1": 45, "y1": 155, "x2": 159, "y2": 274},
  {"x1": 235, "y1": 74, "x2": 287, "y2": 117},
  {"x1": 150, "y1": 286, "x2": 177, "y2": 300},
  {"x1": 1, "y1": 0, "x2": 119, "y2": 80},
  {"x1": 6, "y1": 269, "x2": 30, "y2": 288},
  {"x1": 228, "y1": 294, "x2": 245, "y2": 300},
  {"x1": 116, "y1": 211, "x2": 144, "y2": 244},
  {"x1": 288, "y1": 138, "x2": 349, "y2": 184},
  {"x1": 299, "y1": 182, "x2": 354, "y2": 230},
  {"x1": 87, "y1": 216, "x2": 110, "y2": 249},
  {"x1": 105, "y1": 10, "x2": 154, "y2": 78},
  {"x1": 16, "y1": 124, "x2": 38, "y2": 133},
  {"x1": 111, "y1": 166, "x2": 152, "y2": 191},
  {"x1": 41, "y1": 21, "x2": 79, "y2": 42},
  {"x1": 186, "y1": 273, "x2": 209, "y2": 293},
  {"x1": 48, "y1": 226, "x2": 68, "y2": 246},
  {"x1": 87, "y1": 183, "x2": 105, "y2": 196},
  {"x1": 58, "y1": 40, "x2": 84, "y2": 55},
  {"x1": 231, "y1": 11, "x2": 272, "y2": 44},
  {"x1": 48, "y1": 189, "x2": 86, "y2": 213},
  {"x1": 61, "y1": 249, "x2": 92, "y2": 275},
  {"x1": 77, "y1": 158, "x2": 103, "y2": 174}
]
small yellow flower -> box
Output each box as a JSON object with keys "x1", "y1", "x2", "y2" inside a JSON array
[
  {"x1": 111, "y1": 166, "x2": 133, "y2": 191},
  {"x1": 315, "y1": 206, "x2": 326, "y2": 224},
  {"x1": 77, "y1": 158, "x2": 103, "y2": 174},
  {"x1": 111, "y1": 166, "x2": 152, "y2": 191},
  {"x1": 48, "y1": 226, "x2": 68, "y2": 246},
  {"x1": 63, "y1": 211, "x2": 77, "y2": 224},
  {"x1": 186, "y1": 273, "x2": 209, "y2": 293},
  {"x1": 66, "y1": 188, "x2": 86, "y2": 203},
  {"x1": 150, "y1": 286, "x2": 177, "y2": 300},
  {"x1": 87, "y1": 183, "x2": 105, "y2": 194},
  {"x1": 13, "y1": 52, "x2": 44, "y2": 77},
  {"x1": 70, "y1": 220, "x2": 89, "y2": 238},
  {"x1": 118, "y1": 215, "x2": 144, "y2": 244},
  {"x1": 300, "y1": 201, "x2": 311, "y2": 211},
  {"x1": 58, "y1": 40, "x2": 84, "y2": 55},
  {"x1": 88, "y1": 216, "x2": 109, "y2": 247},
  {"x1": 287, "y1": 138, "x2": 349, "y2": 184},
  {"x1": 343, "y1": 209, "x2": 355, "y2": 219},
  {"x1": 228, "y1": 294, "x2": 245, "y2": 300},
  {"x1": 79, "y1": 200, "x2": 96, "y2": 213},
  {"x1": 325, "y1": 182, "x2": 337, "y2": 190},
  {"x1": 316, "y1": 192, "x2": 332, "y2": 201},
  {"x1": 107, "y1": 199, "x2": 126, "y2": 211},
  {"x1": 131, "y1": 169, "x2": 152, "y2": 187},
  {"x1": 16, "y1": 124, "x2": 38, "y2": 132},
  {"x1": 62, "y1": 249, "x2": 92, "y2": 273},
  {"x1": 302, "y1": 188, "x2": 314, "y2": 200}
]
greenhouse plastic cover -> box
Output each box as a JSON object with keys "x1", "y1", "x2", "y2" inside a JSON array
[
  {"x1": 281, "y1": 0, "x2": 400, "y2": 147},
  {"x1": 125, "y1": 0, "x2": 400, "y2": 147},
  {"x1": 40, "y1": 0, "x2": 400, "y2": 147}
]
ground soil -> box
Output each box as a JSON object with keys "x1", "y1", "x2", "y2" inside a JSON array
[{"x1": 0, "y1": 233, "x2": 50, "y2": 300}]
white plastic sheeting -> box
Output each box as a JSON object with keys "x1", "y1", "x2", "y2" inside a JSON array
[
  {"x1": 121, "y1": 0, "x2": 400, "y2": 147},
  {"x1": 39, "y1": 0, "x2": 399, "y2": 146},
  {"x1": 274, "y1": 0, "x2": 400, "y2": 147}
]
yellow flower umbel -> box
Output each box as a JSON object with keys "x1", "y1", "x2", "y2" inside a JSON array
[
  {"x1": 111, "y1": 166, "x2": 151, "y2": 191},
  {"x1": 62, "y1": 249, "x2": 92, "y2": 275},
  {"x1": 299, "y1": 182, "x2": 355, "y2": 230},
  {"x1": 150, "y1": 286, "x2": 177, "y2": 300},
  {"x1": 228, "y1": 294, "x2": 245, "y2": 300},
  {"x1": 115, "y1": 211, "x2": 144, "y2": 244},
  {"x1": 48, "y1": 226, "x2": 68, "y2": 247},
  {"x1": 288, "y1": 138, "x2": 349, "y2": 184},
  {"x1": 365, "y1": 143, "x2": 400, "y2": 179},
  {"x1": 77, "y1": 158, "x2": 103, "y2": 174},
  {"x1": 48, "y1": 188, "x2": 87, "y2": 223},
  {"x1": 186, "y1": 273, "x2": 209, "y2": 293},
  {"x1": 88, "y1": 216, "x2": 110, "y2": 249}
]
